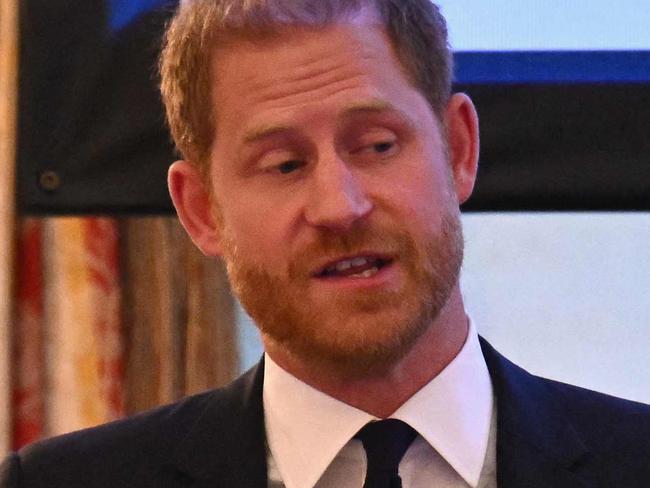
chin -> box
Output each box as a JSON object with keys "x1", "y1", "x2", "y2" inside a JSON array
[{"x1": 257, "y1": 291, "x2": 440, "y2": 378}]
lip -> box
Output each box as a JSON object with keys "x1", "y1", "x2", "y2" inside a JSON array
[
  {"x1": 311, "y1": 258, "x2": 400, "y2": 290},
  {"x1": 311, "y1": 252, "x2": 395, "y2": 278}
]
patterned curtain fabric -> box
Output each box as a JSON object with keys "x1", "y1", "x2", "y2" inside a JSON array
[
  {"x1": 43, "y1": 217, "x2": 124, "y2": 435},
  {"x1": 8, "y1": 216, "x2": 239, "y2": 451},
  {"x1": 13, "y1": 219, "x2": 45, "y2": 447}
]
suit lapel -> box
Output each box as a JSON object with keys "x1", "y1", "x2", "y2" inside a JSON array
[
  {"x1": 166, "y1": 360, "x2": 268, "y2": 488},
  {"x1": 480, "y1": 338, "x2": 596, "y2": 488}
]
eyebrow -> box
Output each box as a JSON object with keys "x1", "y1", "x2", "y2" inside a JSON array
[
  {"x1": 340, "y1": 99, "x2": 418, "y2": 129},
  {"x1": 243, "y1": 124, "x2": 294, "y2": 145},
  {"x1": 341, "y1": 99, "x2": 398, "y2": 117},
  {"x1": 241, "y1": 99, "x2": 415, "y2": 145}
]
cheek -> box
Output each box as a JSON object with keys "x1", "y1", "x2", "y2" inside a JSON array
[
  {"x1": 382, "y1": 170, "x2": 454, "y2": 236},
  {"x1": 222, "y1": 203, "x2": 295, "y2": 266},
  {"x1": 383, "y1": 155, "x2": 447, "y2": 207}
]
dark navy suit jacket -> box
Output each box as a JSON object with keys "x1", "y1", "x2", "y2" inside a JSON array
[{"x1": 2, "y1": 338, "x2": 650, "y2": 487}]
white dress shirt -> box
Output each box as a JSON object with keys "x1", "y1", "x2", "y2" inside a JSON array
[{"x1": 263, "y1": 319, "x2": 496, "y2": 488}]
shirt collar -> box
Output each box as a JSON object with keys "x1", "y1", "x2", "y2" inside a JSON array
[
  {"x1": 263, "y1": 318, "x2": 493, "y2": 488},
  {"x1": 392, "y1": 320, "x2": 493, "y2": 486}
]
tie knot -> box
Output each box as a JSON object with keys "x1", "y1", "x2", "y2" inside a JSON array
[{"x1": 355, "y1": 419, "x2": 417, "y2": 487}]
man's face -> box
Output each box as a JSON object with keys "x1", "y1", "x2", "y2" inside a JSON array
[{"x1": 207, "y1": 16, "x2": 467, "y2": 375}]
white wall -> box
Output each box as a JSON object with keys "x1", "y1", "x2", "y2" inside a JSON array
[{"x1": 462, "y1": 212, "x2": 650, "y2": 403}]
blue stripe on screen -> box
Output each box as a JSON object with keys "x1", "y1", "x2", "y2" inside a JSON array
[
  {"x1": 109, "y1": 0, "x2": 175, "y2": 33},
  {"x1": 454, "y1": 51, "x2": 650, "y2": 84}
]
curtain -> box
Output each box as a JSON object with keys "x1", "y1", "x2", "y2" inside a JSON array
[
  {"x1": 3, "y1": 0, "x2": 239, "y2": 454},
  {"x1": 9, "y1": 216, "x2": 239, "y2": 451},
  {"x1": 120, "y1": 217, "x2": 238, "y2": 414},
  {"x1": 13, "y1": 219, "x2": 44, "y2": 447}
]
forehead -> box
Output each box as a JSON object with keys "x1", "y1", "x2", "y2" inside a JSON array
[
  {"x1": 213, "y1": 23, "x2": 404, "y2": 94},
  {"x1": 206, "y1": 13, "x2": 433, "y2": 157}
]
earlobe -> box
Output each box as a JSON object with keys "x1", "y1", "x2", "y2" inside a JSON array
[
  {"x1": 168, "y1": 160, "x2": 223, "y2": 256},
  {"x1": 445, "y1": 93, "x2": 480, "y2": 204}
]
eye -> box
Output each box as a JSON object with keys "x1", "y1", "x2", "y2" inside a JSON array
[
  {"x1": 373, "y1": 141, "x2": 395, "y2": 154},
  {"x1": 277, "y1": 160, "x2": 303, "y2": 174},
  {"x1": 257, "y1": 148, "x2": 306, "y2": 175},
  {"x1": 356, "y1": 139, "x2": 399, "y2": 158},
  {"x1": 351, "y1": 129, "x2": 400, "y2": 158}
]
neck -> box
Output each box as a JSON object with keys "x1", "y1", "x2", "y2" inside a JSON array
[{"x1": 263, "y1": 285, "x2": 469, "y2": 418}]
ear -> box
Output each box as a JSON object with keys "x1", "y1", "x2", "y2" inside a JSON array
[
  {"x1": 168, "y1": 160, "x2": 223, "y2": 256},
  {"x1": 445, "y1": 93, "x2": 480, "y2": 204}
]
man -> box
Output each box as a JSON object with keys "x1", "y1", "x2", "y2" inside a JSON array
[{"x1": 2, "y1": 1, "x2": 650, "y2": 487}]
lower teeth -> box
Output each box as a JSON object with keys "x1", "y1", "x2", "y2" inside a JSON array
[{"x1": 352, "y1": 267, "x2": 379, "y2": 278}]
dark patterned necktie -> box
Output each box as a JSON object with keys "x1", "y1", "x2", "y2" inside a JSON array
[{"x1": 355, "y1": 419, "x2": 417, "y2": 488}]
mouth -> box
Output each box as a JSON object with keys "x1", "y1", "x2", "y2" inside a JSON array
[{"x1": 314, "y1": 254, "x2": 394, "y2": 280}]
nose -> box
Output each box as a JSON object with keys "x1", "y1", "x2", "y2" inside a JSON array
[{"x1": 303, "y1": 156, "x2": 373, "y2": 232}]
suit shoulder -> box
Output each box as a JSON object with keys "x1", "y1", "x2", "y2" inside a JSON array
[
  {"x1": 8, "y1": 381, "x2": 245, "y2": 488},
  {"x1": 481, "y1": 336, "x2": 650, "y2": 434},
  {"x1": 0, "y1": 453, "x2": 21, "y2": 487},
  {"x1": 540, "y1": 376, "x2": 650, "y2": 456},
  {"x1": 481, "y1": 337, "x2": 650, "y2": 481},
  {"x1": 543, "y1": 376, "x2": 650, "y2": 421}
]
